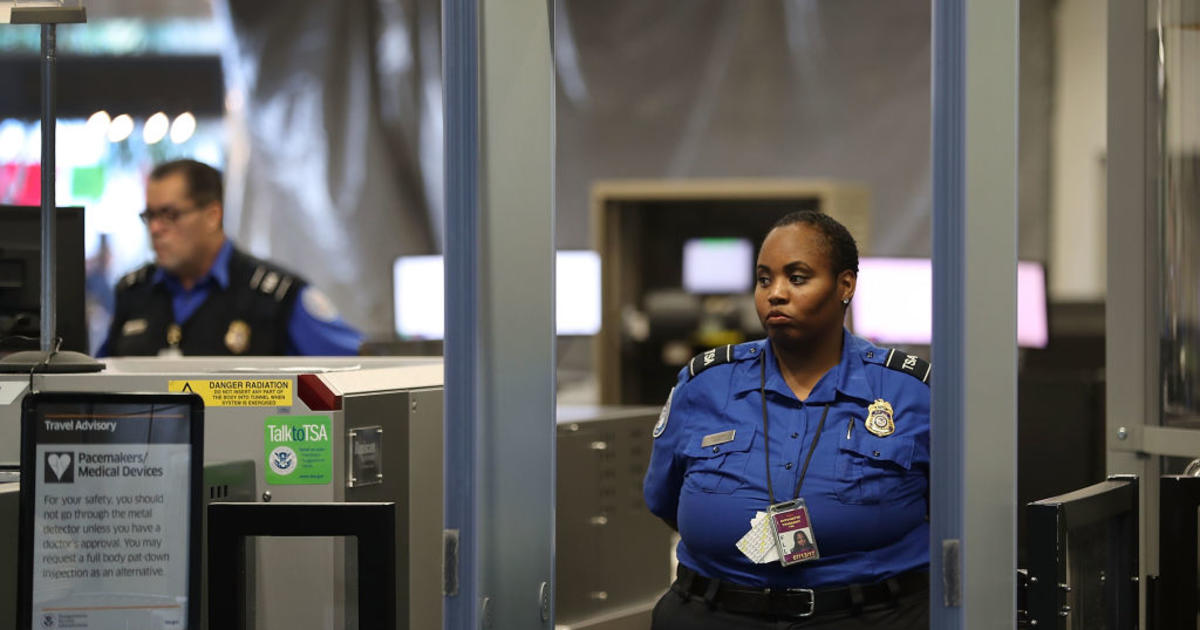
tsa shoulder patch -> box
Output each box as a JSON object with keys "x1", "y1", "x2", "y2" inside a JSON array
[
  {"x1": 653, "y1": 386, "x2": 676, "y2": 438},
  {"x1": 883, "y1": 349, "x2": 931, "y2": 384},
  {"x1": 301, "y1": 287, "x2": 340, "y2": 323},
  {"x1": 688, "y1": 345, "x2": 734, "y2": 379}
]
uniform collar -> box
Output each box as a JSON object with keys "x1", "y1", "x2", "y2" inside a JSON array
[
  {"x1": 152, "y1": 238, "x2": 233, "y2": 290},
  {"x1": 734, "y1": 330, "x2": 874, "y2": 403}
]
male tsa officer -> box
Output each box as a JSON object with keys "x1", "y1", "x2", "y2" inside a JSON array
[{"x1": 98, "y1": 159, "x2": 362, "y2": 357}]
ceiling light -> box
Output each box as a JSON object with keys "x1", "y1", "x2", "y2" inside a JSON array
[
  {"x1": 143, "y1": 112, "x2": 169, "y2": 144},
  {"x1": 85, "y1": 110, "x2": 110, "y2": 135},
  {"x1": 107, "y1": 114, "x2": 133, "y2": 143},
  {"x1": 169, "y1": 112, "x2": 196, "y2": 144}
]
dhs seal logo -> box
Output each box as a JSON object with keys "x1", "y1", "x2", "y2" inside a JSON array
[{"x1": 268, "y1": 446, "x2": 298, "y2": 476}]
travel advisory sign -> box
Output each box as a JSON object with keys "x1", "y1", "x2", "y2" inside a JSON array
[
  {"x1": 264, "y1": 415, "x2": 332, "y2": 485},
  {"x1": 20, "y1": 392, "x2": 203, "y2": 630}
]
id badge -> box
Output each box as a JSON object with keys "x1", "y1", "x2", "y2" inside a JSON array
[{"x1": 768, "y1": 498, "x2": 820, "y2": 566}]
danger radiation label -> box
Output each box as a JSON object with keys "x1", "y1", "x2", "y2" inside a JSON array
[{"x1": 167, "y1": 379, "x2": 292, "y2": 408}]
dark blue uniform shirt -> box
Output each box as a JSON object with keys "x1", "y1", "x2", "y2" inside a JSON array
[
  {"x1": 644, "y1": 330, "x2": 930, "y2": 589},
  {"x1": 97, "y1": 240, "x2": 362, "y2": 357}
]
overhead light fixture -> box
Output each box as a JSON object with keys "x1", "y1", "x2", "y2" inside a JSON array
[
  {"x1": 85, "y1": 110, "x2": 110, "y2": 135},
  {"x1": 169, "y1": 112, "x2": 196, "y2": 144},
  {"x1": 107, "y1": 114, "x2": 133, "y2": 143},
  {"x1": 143, "y1": 112, "x2": 169, "y2": 144}
]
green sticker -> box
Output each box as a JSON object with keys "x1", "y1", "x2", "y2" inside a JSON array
[{"x1": 264, "y1": 415, "x2": 332, "y2": 485}]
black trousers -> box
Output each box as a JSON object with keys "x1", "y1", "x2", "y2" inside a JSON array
[{"x1": 650, "y1": 579, "x2": 930, "y2": 630}]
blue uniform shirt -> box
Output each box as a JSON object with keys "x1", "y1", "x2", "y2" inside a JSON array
[
  {"x1": 643, "y1": 330, "x2": 930, "y2": 589},
  {"x1": 97, "y1": 240, "x2": 362, "y2": 357}
]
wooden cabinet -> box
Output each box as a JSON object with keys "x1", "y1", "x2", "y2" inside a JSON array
[{"x1": 591, "y1": 178, "x2": 871, "y2": 404}]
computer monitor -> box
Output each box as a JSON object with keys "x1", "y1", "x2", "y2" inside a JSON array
[
  {"x1": 851, "y1": 257, "x2": 1049, "y2": 348},
  {"x1": 555, "y1": 250, "x2": 602, "y2": 336},
  {"x1": 392, "y1": 255, "x2": 444, "y2": 340},
  {"x1": 392, "y1": 250, "x2": 602, "y2": 339},
  {"x1": 682, "y1": 237, "x2": 754, "y2": 294},
  {"x1": 0, "y1": 206, "x2": 87, "y2": 353}
]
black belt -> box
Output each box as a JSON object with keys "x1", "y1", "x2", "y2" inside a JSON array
[{"x1": 672, "y1": 564, "x2": 928, "y2": 619}]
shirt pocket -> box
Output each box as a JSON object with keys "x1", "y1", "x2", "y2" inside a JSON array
[
  {"x1": 681, "y1": 428, "x2": 756, "y2": 494},
  {"x1": 834, "y1": 431, "x2": 916, "y2": 505}
]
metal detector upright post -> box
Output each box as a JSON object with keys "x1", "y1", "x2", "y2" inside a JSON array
[{"x1": 0, "y1": 2, "x2": 102, "y2": 373}]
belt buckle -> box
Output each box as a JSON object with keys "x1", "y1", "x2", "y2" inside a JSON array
[{"x1": 784, "y1": 587, "x2": 815, "y2": 617}]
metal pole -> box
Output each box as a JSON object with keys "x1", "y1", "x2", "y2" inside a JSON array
[
  {"x1": 39, "y1": 23, "x2": 57, "y2": 354},
  {"x1": 476, "y1": 1, "x2": 556, "y2": 626},
  {"x1": 1106, "y1": 2, "x2": 1158, "y2": 625},
  {"x1": 443, "y1": 0, "x2": 481, "y2": 626},
  {"x1": 930, "y1": 2, "x2": 966, "y2": 625},
  {"x1": 931, "y1": 0, "x2": 1018, "y2": 627},
  {"x1": 443, "y1": 1, "x2": 555, "y2": 627}
]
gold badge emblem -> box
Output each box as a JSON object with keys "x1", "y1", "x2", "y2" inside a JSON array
[
  {"x1": 225, "y1": 320, "x2": 251, "y2": 354},
  {"x1": 866, "y1": 399, "x2": 895, "y2": 437},
  {"x1": 166, "y1": 323, "x2": 182, "y2": 346}
]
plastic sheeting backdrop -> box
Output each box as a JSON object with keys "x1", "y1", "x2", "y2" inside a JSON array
[
  {"x1": 220, "y1": 0, "x2": 1051, "y2": 337},
  {"x1": 218, "y1": 0, "x2": 439, "y2": 338}
]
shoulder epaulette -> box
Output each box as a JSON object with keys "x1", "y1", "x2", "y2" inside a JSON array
[
  {"x1": 118, "y1": 265, "x2": 153, "y2": 290},
  {"x1": 883, "y1": 349, "x2": 931, "y2": 384},
  {"x1": 248, "y1": 264, "x2": 296, "y2": 302},
  {"x1": 688, "y1": 344, "x2": 734, "y2": 379}
]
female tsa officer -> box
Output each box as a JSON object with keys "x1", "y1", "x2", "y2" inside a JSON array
[{"x1": 644, "y1": 210, "x2": 930, "y2": 629}]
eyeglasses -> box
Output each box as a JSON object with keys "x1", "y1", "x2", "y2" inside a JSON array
[{"x1": 139, "y1": 204, "x2": 203, "y2": 226}]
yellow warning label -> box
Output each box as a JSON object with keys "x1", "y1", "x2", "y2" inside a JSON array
[{"x1": 168, "y1": 379, "x2": 293, "y2": 407}]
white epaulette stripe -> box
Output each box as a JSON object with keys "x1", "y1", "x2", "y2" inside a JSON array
[
  {"x1": 274, "y1": 276, "x2": 293, "y2": 302},
  {"x1": 249, "y1": 266, "x2": 266, "y2": 291}
]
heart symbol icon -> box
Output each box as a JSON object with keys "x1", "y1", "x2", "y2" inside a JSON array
[{"x1": 47, "y1": 454, "x2": 71, "y2": 479}]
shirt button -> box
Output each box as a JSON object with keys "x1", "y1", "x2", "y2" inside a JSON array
[
  {"x1": 873, "y1": 450, "x2": 881, "y2": 457},
  {"x1": 784, "y1": 462, "x2": 793, "y2": 470},
  {"x1": 791, "y1": 432, "x2": 799, "y2": 439},
  {"x1": 712, "y1": 446, "x2": 720, "y2": 454}
]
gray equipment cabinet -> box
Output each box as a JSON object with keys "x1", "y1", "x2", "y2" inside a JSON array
[{"x1": 555, "y1": 406, "x2": 675, "y2": 629}]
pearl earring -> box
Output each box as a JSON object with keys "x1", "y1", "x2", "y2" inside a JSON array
[{"x1": 842, "y1": 298, "x2": 850, "y2": 305}]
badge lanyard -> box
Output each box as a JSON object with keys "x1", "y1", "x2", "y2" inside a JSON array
[
  {"x1": 759, "y1": 356, "x2": 828, "y2": 566},
  {"x1": 760, "y1": 357, "x2": 829, "y2": 505}
]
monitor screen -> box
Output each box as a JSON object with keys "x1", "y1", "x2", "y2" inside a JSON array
[
  {"x1": 0, "y1": 205, "x2": 87, "y2": 353},
  {"x1": 851, "y1": 257, "x2": 1049, "y2": 348},
  {"x1": 682, "y1": 238, "x2": 753, "y2": 294},
  {"x1": 392, "y1": 255, "x2": 444, "y2": 340},
  {"x1": 555, "y1": 250, "x2": 602, "y2": 336},
  {"x1": 392, "y1": 250, "x2": 602, "y2": 339}
]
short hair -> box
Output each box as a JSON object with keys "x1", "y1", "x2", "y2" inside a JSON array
[
  {"x1": 767, "y1": 210, "x2": 859, "y2": 275},
  {"x1": 149, "y1": 159, "x2": 223, "y2": 208}
]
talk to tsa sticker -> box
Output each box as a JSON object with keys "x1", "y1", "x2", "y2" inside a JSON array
[{"x1": 264, "y1": 415, "x2": 332, "y2": 485}]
